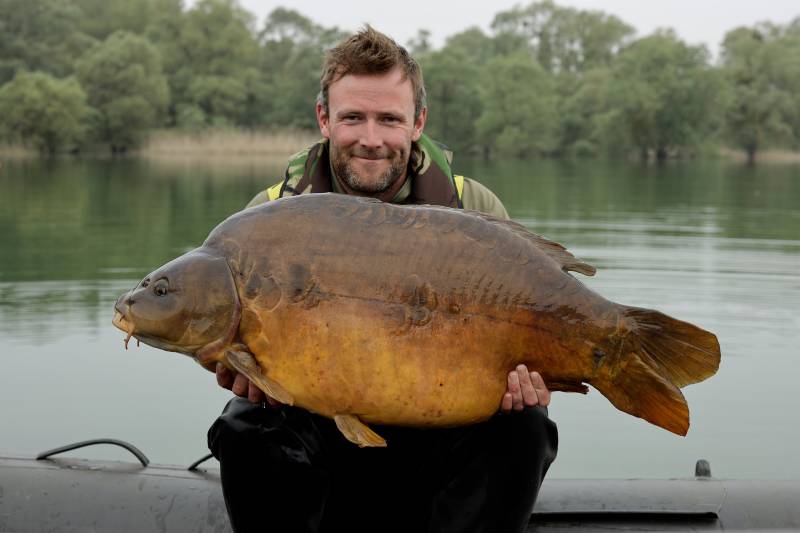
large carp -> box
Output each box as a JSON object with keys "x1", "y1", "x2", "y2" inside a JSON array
[{"x1": 113, "y1": 193, "x2": 720, "y2": 446}]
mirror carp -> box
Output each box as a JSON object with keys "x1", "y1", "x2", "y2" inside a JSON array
[{"x1": 113, "y1": 193, "x2": 720, "y2": 446}]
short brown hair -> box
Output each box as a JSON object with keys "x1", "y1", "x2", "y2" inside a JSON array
[{"x1": 319, "y1": 26, "x2": 426, "y2": 119}]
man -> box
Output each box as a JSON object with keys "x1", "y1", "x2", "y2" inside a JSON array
[{"x1": 208, "y1": 27, "x2": 557, "y2": 533}]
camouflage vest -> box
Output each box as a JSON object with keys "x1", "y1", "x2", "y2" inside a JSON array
[{"x1": 265, "y1": 133, "x2": 465, "y2": 208}]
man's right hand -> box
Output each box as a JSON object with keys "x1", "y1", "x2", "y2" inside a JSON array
[
  {"x1": 216, "y1": 363, "x2": 282, "y2": 407},
  {"x1": 500, "y1": 364, "x2": 550, "y2": 414}
]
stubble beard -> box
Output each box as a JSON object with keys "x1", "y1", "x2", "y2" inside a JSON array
[{"x1": 330, "y1": 142, "x2": 408, "y2": 194}]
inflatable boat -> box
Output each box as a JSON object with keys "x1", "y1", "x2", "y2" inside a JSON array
[{"x1": 1, "y1": 439, "x2": 798, "y2": 532}]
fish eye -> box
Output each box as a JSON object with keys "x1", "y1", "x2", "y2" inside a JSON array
[
  {"x1": 153, "y1": 279, "x2": 169, "y2": 296},
  {"x1": 141, "y1": 278, "x2": 150, "y2": 288}
]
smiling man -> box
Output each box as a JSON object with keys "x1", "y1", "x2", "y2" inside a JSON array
[
  {"x1": 324, "y1": 66, "x2": 420, "y2": 198},
  {"x1": 208, "y1": 27, "x2": 558, "y2": 533}
]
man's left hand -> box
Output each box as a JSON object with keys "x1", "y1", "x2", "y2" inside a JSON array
[{"x1": 500, "y1": 364, "x2": 550, "y2": 414}]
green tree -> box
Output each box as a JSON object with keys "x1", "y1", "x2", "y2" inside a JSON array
[
  {"x1": 140, "y1": 0, "x2": 190, "y2": 124},
  {"x1": 260, "y1": 6, "x2": 320, "y2": 42},
  {"x1": 598, "y1": 31, "x2": 723, "y2": 161},
  {"x1": 407, "y1": 29, "x2": 433, "y2": 55},
  {"x1": 151, "y1": 0, "x2": 261, "y2": 127},
  {"x1": 785, "y1": 19, "x2": 800, "y2": 145},
  {"x1": 556, "y1": 67, "x2": 613, "y2": 157},
  {"x1": 721, "y1": 24, "x2": 800, "y2": 163},
  {"x1": 491, "y1": 0, "x2": 633, "y2": 74},
  {"x1": 443, "y1": 27, "x2": 530, "y2": 67},
  {"x1": 419, "y1": 46, "x2": 483, "y2": 154},
  {"x1": 475, "y1": 51, "x2": 558, "y2": 158},
  {"x1": 257, "y1": 8, "x2": 346, "y2": 129},
  {"x1": 418, "y1": 27, "x2": 533, "y2": 155},
  {"x1": 76, "y1": 31, "x2": 169, "y2": 152},
  {"x1": 489, "y1": 1, "x2": 635, "y2": 156},
  {"x1": 73, "y1": 0, "x2": 159, "y2": 40},
  {"x1": 0, "y1": 0, "x2": 93, "y2": 84},
  {"x1": 0, "y1": 71, "x2": 91, "y2": 154}
]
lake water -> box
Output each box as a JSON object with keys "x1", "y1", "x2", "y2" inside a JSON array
[{"x1": 1, "y1": 156, "x2": 798, "y2": 479}]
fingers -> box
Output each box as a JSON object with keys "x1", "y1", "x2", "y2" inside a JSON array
[
  {"x1": 248, "y1": 381, "x2": 266, "y2": 404},
  {"x1": 500, "y1": 392, "x2": 513, "y2": 414},
  {"x1": 217, "y1": 363, "x2": 250, "y2": 399},
  {"x1": 517, "y1": 365, "x2": 537, "y2": 407},
  {"x1": 231, "y1": 373, "x2": 250, "y2": 398},
  {"x1": 501, "y1": 365, "x2": 551, "y2": 414},
  {"x1": 234, "y1": 374, "x2": 270, "y2": 404},
  {"x1": 216, "y1": 363, "x2": 277, "y2": 406},
  {"x1": 507, "y1": 369, "x2": 525, "y2": 411},
  {"x1": 216, "y1": 363, "x2": 234, "y2": 390},
  {"x1": 265, "y1": 396, "x2": 282, "y2": 408},
  {"x1": 530, "y1": 369, "x2": 551, "y2": 407}
]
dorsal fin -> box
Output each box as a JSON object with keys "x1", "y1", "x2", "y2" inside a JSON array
[{"x1": 468, "y1": 210, "x2": 597, "y2": 276}]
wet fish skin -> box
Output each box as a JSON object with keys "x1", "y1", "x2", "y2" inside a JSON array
[{"x1": 113, "y1": 193, "x2": 720, "y2": 445}]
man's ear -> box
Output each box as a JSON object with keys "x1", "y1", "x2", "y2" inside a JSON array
[
  {"x1": 316, "y1": 101, "x2": 331, "y2": 139},
  {"x1": 411, "y1": 106, "x2": 427, "y2": 142}
]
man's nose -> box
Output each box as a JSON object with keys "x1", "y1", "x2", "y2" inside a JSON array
[{"x1": 358, "y1": 120, "x2": 383, "y2": 150}]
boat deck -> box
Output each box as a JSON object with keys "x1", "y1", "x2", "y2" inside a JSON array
[{"x1": 2, "y1": 446, "x2": 799, "y2": 532}]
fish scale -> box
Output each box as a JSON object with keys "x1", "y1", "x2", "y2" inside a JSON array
[{"x1": 113, "y1": 193, "x2": 720, "y2": 447}]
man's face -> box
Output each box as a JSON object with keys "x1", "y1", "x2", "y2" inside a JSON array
[{"x1": 316, "y1": 67, "x2": 426, "y2": 195}]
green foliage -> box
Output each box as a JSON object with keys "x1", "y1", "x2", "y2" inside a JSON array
[
  {"x1": 0, "y1": 0, "x2": 93, "y2": 84},
  {"x1": 0, "y1": 71, "x2": 91, "y2": 154},
  {"x1": 721, "y1": 24, "x2": 800, "y2": 163},
  {"x1": 785, "y1": 22, "x2": 800, "y2": 149},
  {"x1": 475, "y1": 52, "x2": 558, "y2": 157},
  {"x1": 419, "y1": 47, "x2": 483, "y2": 154},
  {"x1": 597, "y1": 31, "x2": 724, "y2": 160},
  {"x1": 257, "y1": 8, "x2": 347, "y2": 130},
  {"x1": 76, "y1": 31, "x2": 169, "y2": 152},
  {"x1": 407, "y1": 29, "x2": 433, "y2": 55},
  {"x1": 492, "y1": 0, "x2": 634, "y2": 74},
  {"x1": 151, "y1": 0, "x2": 261, "y2": 127},
  {"x1": 556, "y1": 67, "x2": 613, "y2": 156},
  {"x1": 1, "y1": 0, "x2": 799, "y2": 161},
  {"x1": 444, "y1": 27, "x2": 530, "y2": 68},
  {"x1": 73, "y1": 0, "x2": 160, "y2": 40}
]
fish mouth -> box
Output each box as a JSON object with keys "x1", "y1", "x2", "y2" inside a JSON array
[{"x1": 112, "y1": 309, "x2": 136, "y2": 349}]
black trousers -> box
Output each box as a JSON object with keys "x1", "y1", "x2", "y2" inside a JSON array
[{"x1": 208, "y1": 399, "x2": 557, "y2": 533}]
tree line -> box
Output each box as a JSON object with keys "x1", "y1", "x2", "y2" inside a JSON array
[{"x1": 1, "y1": 0, "x2": 799, "y2": 163}]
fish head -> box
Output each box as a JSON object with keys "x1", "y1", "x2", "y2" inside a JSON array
[{"x1": 113, "y1": 250, "x2": 239, "y2": 355}]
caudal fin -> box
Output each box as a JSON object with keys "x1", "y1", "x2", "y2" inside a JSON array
[{"x1": 592, "y1": 306, "x2": 721, "y2": 436}]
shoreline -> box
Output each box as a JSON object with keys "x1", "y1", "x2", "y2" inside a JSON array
[
  {"x1": 139, "y1": 129, "x2": 320, "y2": 161},
  {"x1": 717, "y1": 147, "x2": 800, "y2": 164},
  {"x1": 2, "y1": 130, "x2": 799, "y2": 164},
  {"x1": 0, "y1": 129, "x2": 321, "y2": 165}
]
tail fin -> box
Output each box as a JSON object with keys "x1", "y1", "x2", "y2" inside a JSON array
[{"x1": 592, "y1": 306, "x2": 721, "y2": 436}]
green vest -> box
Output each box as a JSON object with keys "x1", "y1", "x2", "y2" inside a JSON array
[{"x1": 265, "y1": 133, "x2": 465, "y2": 208}]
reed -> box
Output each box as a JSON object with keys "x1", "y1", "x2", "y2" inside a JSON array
[
  {"x1": 0, "y1": 143, "x2": 35, "y2": 158},
  {"x1": 140, "y1": 129, "x2": 320, "y2": 160},
  {"x1": 720, "y1": 147, "x2": 800, "y2": 163}
]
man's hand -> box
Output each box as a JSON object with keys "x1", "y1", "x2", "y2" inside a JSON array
[
  {"x1": 500, "y1": 364, "x2": 550, "y2": 414},
  {"x1": 215, "y1": 363, "x2": 282, "y2": 407}
]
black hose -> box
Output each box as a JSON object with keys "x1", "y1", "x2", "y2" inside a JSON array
[
  {"x1": 36, "y1": 439, "x2": 150, "y2": 467},
  {"x1": 187, "y1": 453, "x2": 214, "y2": 471}
]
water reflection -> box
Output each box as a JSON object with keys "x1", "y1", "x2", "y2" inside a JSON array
[{"x1": 0, "y1": 157, "x2": 798, "y2": 477}]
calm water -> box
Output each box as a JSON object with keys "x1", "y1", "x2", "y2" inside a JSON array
[{"x1": 1, "y1": 156, "x2": 798, "y2": 479}]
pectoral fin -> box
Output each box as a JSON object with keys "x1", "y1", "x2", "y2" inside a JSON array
[
  {"x1": 224, "y1": 350, "x2": 294, "y2": 406},
  {"x1": 547, "y1": 381, "x2": 590, "y2": 394},
  {"x1": 334, "y1": 415, "x2": 387, "y2": 448}
]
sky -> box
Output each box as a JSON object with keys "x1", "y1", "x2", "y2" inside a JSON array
[{"x1": 236, "y1": 0, "x2": 800, "y2": 58}]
